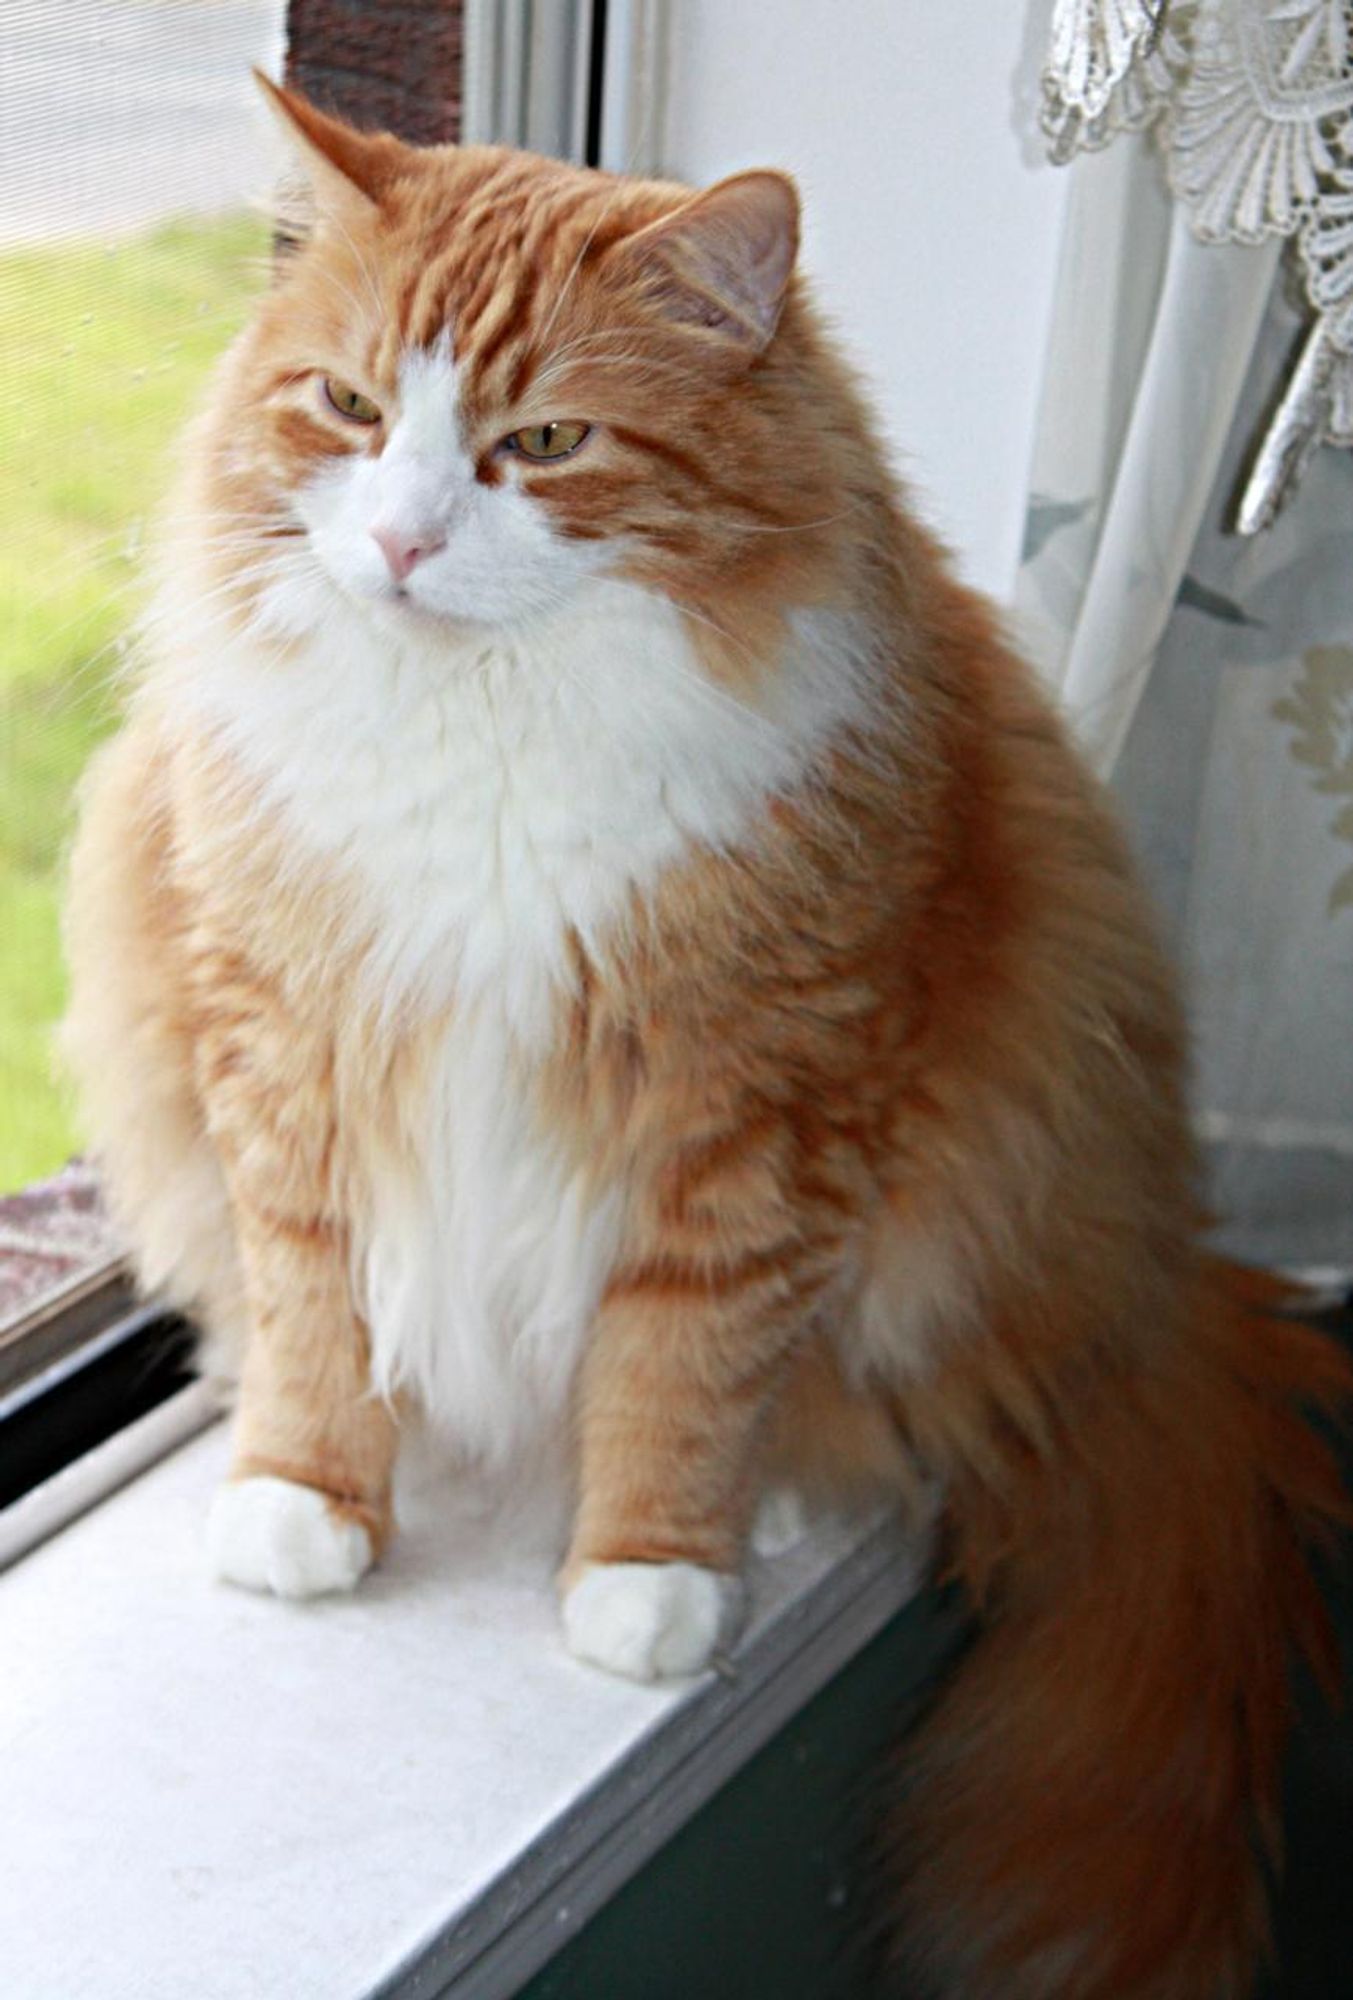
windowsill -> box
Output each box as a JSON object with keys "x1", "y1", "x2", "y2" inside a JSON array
[
  {"x1": 0, "y1": 1422, "x2": 931, "y2": 1999},
  {"x1": 0, "y1": 1161, "x2": 121, "y2": 1353}
]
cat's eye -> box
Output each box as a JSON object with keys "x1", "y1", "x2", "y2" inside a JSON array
[
  {"x1": 505, "y1": 421, "x2": 591, "y2": 461},
  {"x1": 322, "y1": 378, "x2": 382, "y2": 425}
]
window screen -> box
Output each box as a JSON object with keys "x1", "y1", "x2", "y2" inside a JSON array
[{"x1": 0, "y1": 1, "x2": 287, "y2": 1198}]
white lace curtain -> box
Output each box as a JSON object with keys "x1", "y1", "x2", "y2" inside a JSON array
[{"x1": 1018, "y1": 0, "x2": 1353, "y2": 1273}]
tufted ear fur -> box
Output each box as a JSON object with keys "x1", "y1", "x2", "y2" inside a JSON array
[
  {"x1": 253, "y1": 69, "x2": 408, "y2": 220},
  {"x1": 611, "y1": 171, "x2": 800, "y2": 352}
]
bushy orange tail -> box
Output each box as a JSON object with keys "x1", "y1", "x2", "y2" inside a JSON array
[{"x1": 888, "y1": 1262, "x2": 1351, "y2": 2000}]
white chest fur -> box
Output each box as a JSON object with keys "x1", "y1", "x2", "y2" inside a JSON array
[
  {"x1": 163, "y1": 575, "x2": 872, "y2": 1454},
  {"x1": 175, "y1": 578, "x2": 865, "y2": 1030},
  {"x1": 361, "y1": 1008, "x2": 623, "y2": 1461}
]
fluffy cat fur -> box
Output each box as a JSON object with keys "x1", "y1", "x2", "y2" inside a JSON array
[{"x1": 63, "y1": 78, "x2": 1350, "y2": 1999}]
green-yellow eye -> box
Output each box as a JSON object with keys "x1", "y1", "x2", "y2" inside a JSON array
[
  {"x1": 506, "y1": 420, "x2": 591, "y2": 461},
  {"x1": 323, "y1": 378, "x2": 382, "y2": 424}
]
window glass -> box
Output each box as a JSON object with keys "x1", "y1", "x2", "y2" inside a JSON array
[{"x1": 0, "y1": 1, "x2": 287, "y2": 1196}]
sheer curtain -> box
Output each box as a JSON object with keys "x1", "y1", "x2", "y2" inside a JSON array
[{"x1": 1017, "y1": 0, "x2": 1353, "y2": 1273}]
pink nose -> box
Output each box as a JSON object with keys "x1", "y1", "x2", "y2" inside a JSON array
[{"x1": 371, "y1": 526, "x2": 445, "y2": 584}]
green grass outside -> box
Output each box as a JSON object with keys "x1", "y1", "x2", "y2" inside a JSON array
[{"x1": 0, "y1": 213, "x2": 269, "y2": 1191}]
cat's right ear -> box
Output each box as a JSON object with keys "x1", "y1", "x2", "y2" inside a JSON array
[
  {"x1": 610, "y1": 172, "x2": 801, "y2": 355},
  {"x1": 254, "y1": 70, "x2": 405, "y2": 223}
]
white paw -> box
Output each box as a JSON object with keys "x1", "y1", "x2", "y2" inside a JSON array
[
  {"x1": 562, "y1": 1561, "x2": 743, "y2": 1682},
  {"x1": 751, "y1": 1484, "x2": 813, "y2": 1558},
  {"x1": 207, "y1": 1476, "x2": 373, "y2": 1600}
]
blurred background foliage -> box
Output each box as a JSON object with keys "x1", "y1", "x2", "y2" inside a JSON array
[{"x1": 0, "y1": 213, "x2": 268, "y2": 1186}]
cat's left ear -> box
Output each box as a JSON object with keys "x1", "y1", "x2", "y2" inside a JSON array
[
  {"x1": 254, "y1": 69, "x2": 406, "y2": 216},
  {"x1": 612, "y1": 172, "x2": 800, "y2": 354}
]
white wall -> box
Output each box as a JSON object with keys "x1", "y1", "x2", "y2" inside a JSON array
[{"x1": 649, "y1": 2, "x2": 1068, "y2": 601}]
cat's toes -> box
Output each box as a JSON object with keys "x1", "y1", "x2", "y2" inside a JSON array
[
  {"x1": 561, "y1": 1560, "x2": 743, "y2": 1682},
  {"x1": 751, "y1": 1484, "x2": 813, "y2": 1558},
  {"x1": 207, "y1": 1476, "x2": 374, "y2": 1599}
]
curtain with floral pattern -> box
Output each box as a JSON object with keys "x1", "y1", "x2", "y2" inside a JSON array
[{"x1": 1019, "y1": 0, "x2": 1353, "y2": 1273}]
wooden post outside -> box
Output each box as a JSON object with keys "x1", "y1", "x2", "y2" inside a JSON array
[{"x1": 284, "y1": 0, "x2": 463, "y2": 143}]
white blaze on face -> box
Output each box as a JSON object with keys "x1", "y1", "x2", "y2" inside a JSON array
[{"x1": 296, "y1": 339, "x2": 606, "y2": 628}]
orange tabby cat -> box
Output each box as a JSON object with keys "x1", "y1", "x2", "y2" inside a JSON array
[{"x1": 63, "y1": 77, "x2": 1348, "y2": 1998}]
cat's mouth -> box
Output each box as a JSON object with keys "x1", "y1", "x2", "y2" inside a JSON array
[
  {"x1": 339, "y1": 565, "x2": 444, "y2": 620},
  {"x1": 353, "y1": 574, "x2": 499, "y2": 640},
  {"x1": 364, "y1": 583, "x2": 449, "y2": 626}
]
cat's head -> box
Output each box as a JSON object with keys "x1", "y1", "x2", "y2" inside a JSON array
[{"x1": 195, "y1": 78, "x2": 854, "y2": 655}]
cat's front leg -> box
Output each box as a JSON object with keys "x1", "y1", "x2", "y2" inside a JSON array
[
  {"x1": 191, "y1": 948, "x2": 397, "y2": 1598},
  {"x1": 560, "y1": 1214, "x2": 836, "y2": 1682}
]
